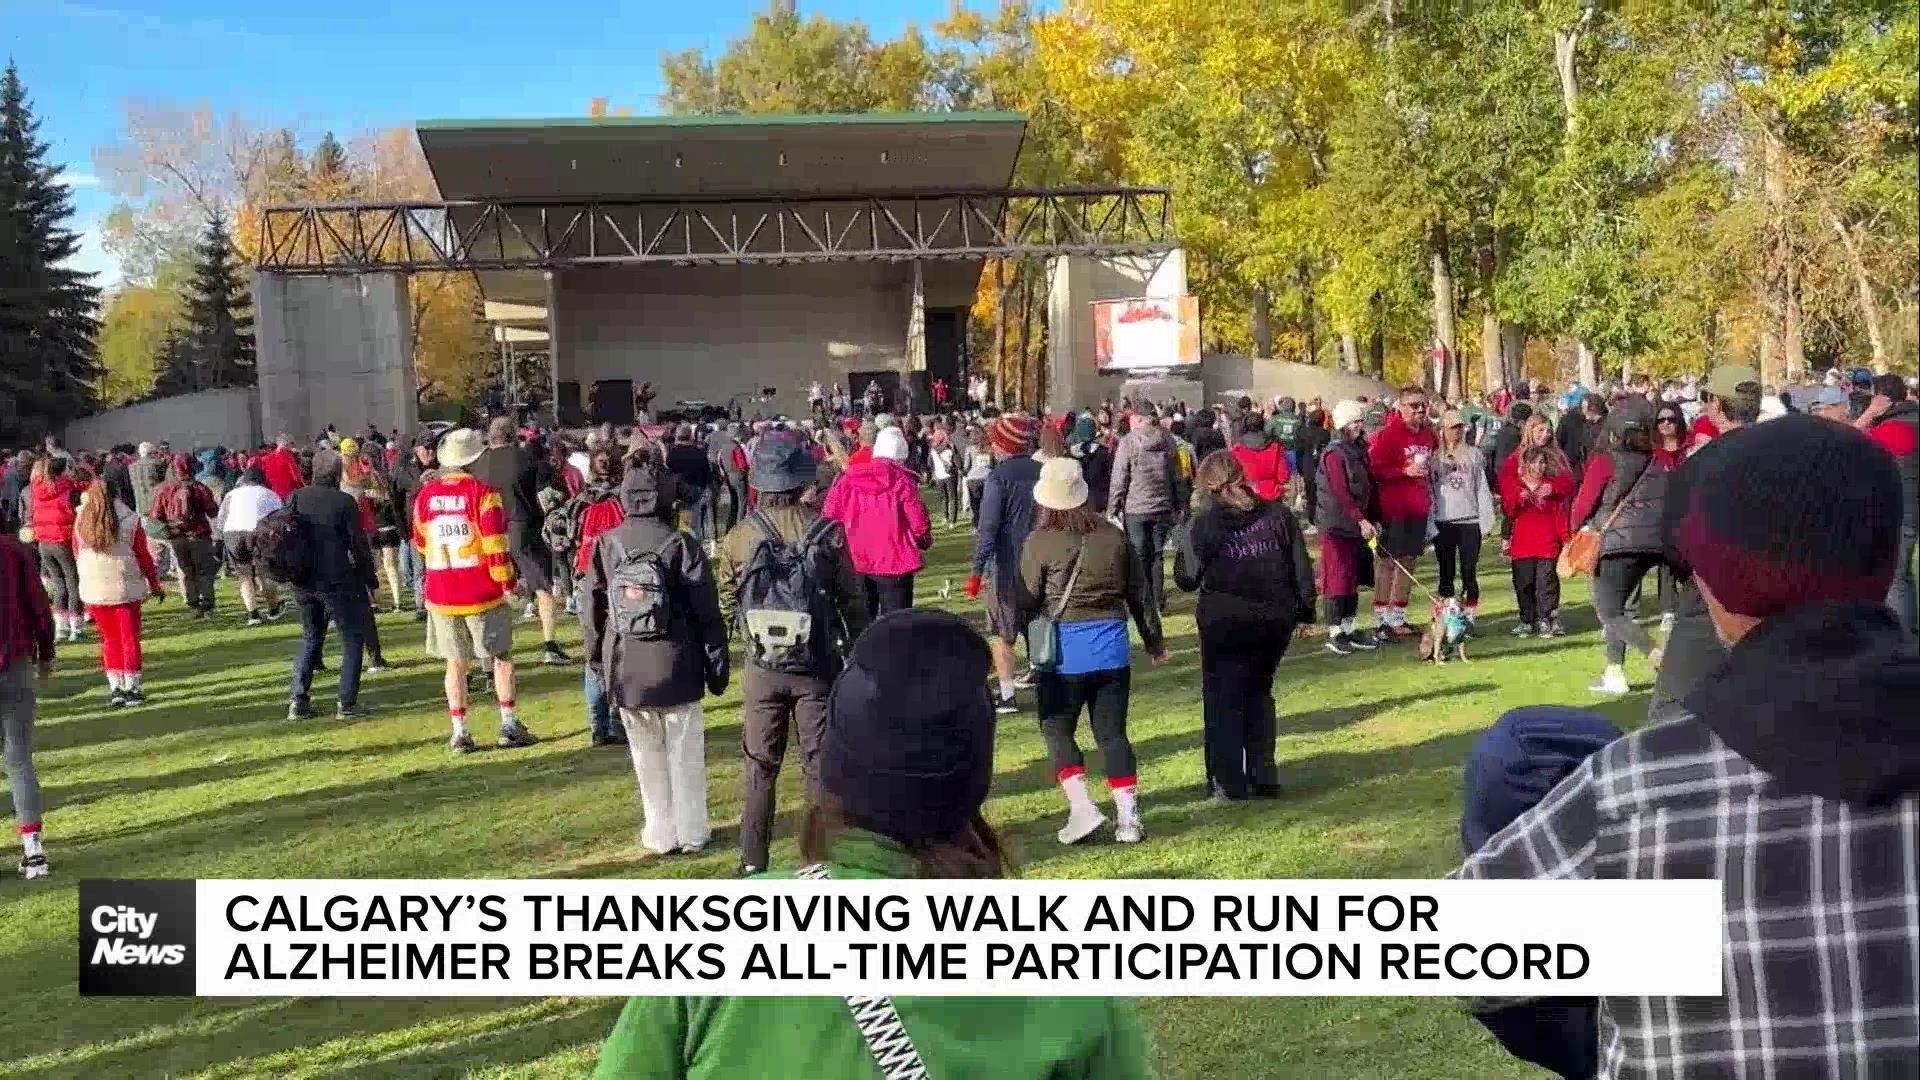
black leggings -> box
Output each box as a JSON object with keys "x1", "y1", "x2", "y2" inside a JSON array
[
  {"x1": 966, "y1": 479, "x2": 986, "y2": 527},
  {"x1": 1591, "y1": 553, "x2": 1663, "y2": 665},
  {"x1": 861, "y1": 573, "x2": 914, "y2": 619},
  {"x1": 1432, "y1": 521, "x2": 1483, "y2": 605},
  {"x1": 38, "y1": 542, "x2": 79, "y2": 613},
  {"x1": 1511, "y1": 558, "x2": 1560, "y2": 625},
  {"x1": 1036, "y1": 666, "x2": 1135, "y2": 781},
  {"x1": 937, "y1": 476, "x2": 960, "y2": 526},
  {"x1": 1199, "y1": 619, "x2": 1289, "y2": 798}
]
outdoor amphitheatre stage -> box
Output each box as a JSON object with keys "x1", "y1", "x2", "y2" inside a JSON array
[{"x1": 248, "y1": 111, "x2": 1188, "y2": 437}]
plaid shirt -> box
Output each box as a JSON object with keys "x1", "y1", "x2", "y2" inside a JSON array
[{"x1": 1457, "y1": 715, "x2": 1920, "y2": 1079}]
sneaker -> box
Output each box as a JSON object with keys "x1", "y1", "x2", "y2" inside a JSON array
[
  {"x1": 449, "y1": 732, "x2": 478, "y2": 754},
  {"x1": 109, "y1": 689, "x2": 128, "y2": 709},
  {"x1": 286, "y1": 699, "x2": 314, "y2": 721},
  {"x1": 1324, "y1": 633, "x2": 1354, "y2": 656},
  {"x1": 1346, "y1": 630, "x2": 1378, "y2": 650},
  {"x1": 365, "y1": 658, "x2": 391, "y2": 674},
  {"x1": 244, "y1": 611, "x2": 264, "y2": 628},
  {"x1": 521, "y1": 602, "x2": 538, "y2": 621},
  {"x1": 1056, "y1": 805, "x2": 1107, "y2": 845},
  {"x1": 266, "y1": 600, "x2": 287, "y2": 621},
  {"x1": 335, "y1": 702, "x2": 373, "y2": 720},
  {"x1": 18, "y1": 853, "x2": 49, "y2": 880},
  {"x1": 739, "y1": 864, "x2": 765, "y2": 878},
  {"x1": 994, "y1": 696, "x2": 1019, "y2": 716},
  {"x1": 1547, "y1": 619, "x2": 1568, "y2": 638},
  {"x1": 1389, "y1": 622, "x2": 1419, "y2": 639},
  {"x1": 542, "y1": 641, "x2": 572, "y2": 665},
  {"x1": 1512, "y1": 622, "x2": 1536, "y2": 638},
  {"x1": 1013, "y1": 670, "x2": 1036, "y2": 690},
  {"x1": 1114, "y1": 816, "x2": 1144, "y2": 844},
  {"x1": 1589, "y1": 669, "x2": 1630, "y2": 696},
  {"x1": 677, "y1": 841, "x2": 707, "y2": 855},
  {"x1": 1252, "y1": 782, "x2": 1284, "y2": 799},
  {"x1": 122, "y1": 689, "x2": 146, "y2": 707},
  {"x1": 498, "y1": 723, "x2": 540, "y2": 749}
]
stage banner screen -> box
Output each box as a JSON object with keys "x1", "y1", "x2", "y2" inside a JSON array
[{"x1": 1092, "y1": 296, "x2": 1201, "y2": 372}]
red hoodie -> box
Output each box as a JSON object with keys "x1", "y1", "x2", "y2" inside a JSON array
[
  {"x1": 1230, "y1": 438, "x2": 1290, "y2": 501},
  {"x1": 1367, "y1": 410, "x2": 1439, "y2": 521},
  {"x1": 259, "y1": 446, "x2": 303, "y2": 499},
  {"x1": 1498, "y1": 453, "x2": 1575, "y2": 561}
]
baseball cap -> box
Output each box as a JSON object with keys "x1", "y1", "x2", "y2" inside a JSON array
[
  {"x1": 1811, "y1": 386, "x2": 1850, "y2": 410},
  {"x1": 1847, "y1": 367, "x2": 1874, "y2": 388},
  {"x1": 1703, "y1": 364, "x2": 1761, "y2": 399}
]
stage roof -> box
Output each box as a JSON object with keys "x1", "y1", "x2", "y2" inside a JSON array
[{"x1": 415, "y1": 112, "x2": 1027, "y2": 201}]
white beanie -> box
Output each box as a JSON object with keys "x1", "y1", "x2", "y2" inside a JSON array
[
  {"x1": 1332, "y1": 400, "x2": 1366, "y2": 430},
  {"x1": 873, "y1": 412, "x2": 896, "y2": 430},
  {"x1": 874, "y1": 426, "x2": 910, "y2": 463}
]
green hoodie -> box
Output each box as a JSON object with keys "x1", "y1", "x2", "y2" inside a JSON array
[{"x1": 592, "y1": 830, "x2": 1155, "y2": 1079}]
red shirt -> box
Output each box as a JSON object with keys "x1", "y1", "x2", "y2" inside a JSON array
[
  {"x1": 1230, "y1": 441, "x2": 1290, "y2": 501},
  {"x1": 1869, "y1": 413, "x2": 1919, "y2": 459},
  {"x1": 1367, "y1": 411, "x2": 1439, "y2": 521},
  {"x1": 1690, "y1": 415, "x2": 1719, "y2": 444}
]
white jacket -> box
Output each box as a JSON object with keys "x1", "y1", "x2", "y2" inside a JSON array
[{"x1": 77, "y1": 499, "x2": 154, "y2": 607}]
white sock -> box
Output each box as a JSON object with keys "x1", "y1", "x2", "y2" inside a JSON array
[
  {"x1": 997, "y1": 678, "x2": 1015, "y2": 701},
  {"x1": 1111, "y1": 784, "x2": 1139, "y2": 820},
  {"x1": 1603, "y1": 664, "x2": 1625, "y2": 682},
  {"x1": 127, "y1": 672, "x2": 142, "y2": 692},
  {"x1": 451, "y1": 712, "x2": 470, "y2": 738},
  {"x1": 106, "y1": 672, "x2": 123, "y2": 692},
  {"x1": 1372, "y1": 603, "x2": 1388, "y2": 624},
  {"x1": 1389, "y1": 607, "x2": 1408, "y2": 627},
  {"x1": 21, "y1": 831, "x2": 43, "y2": 858},
  {"x1": 499, "y1": 702, "x2": 519, "y2": 728},
  {"x1": 1060, "y1": 773, "x2": 1097, "y2": 814}
]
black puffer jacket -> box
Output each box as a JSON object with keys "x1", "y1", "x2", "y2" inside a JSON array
[
  {"x1": 1591, "y1": 449, "x2": 1668, "y2": 557},
  {"x1": 580, "y1": 466, "x2": 727, "y2": 710},
  {"x1": 1175, "y1": 498, "x2": 1317, "y2": 631}
]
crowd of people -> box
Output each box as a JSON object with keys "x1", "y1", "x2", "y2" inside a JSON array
[{"x1": 1, "y1": 359, "x2": 1915, "y2": 1077}]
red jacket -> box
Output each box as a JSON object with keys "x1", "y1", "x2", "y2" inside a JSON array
[
  {"x1": 1230, "y1": 439, "x2": 1290, "y2": 501},
  {"x1": 573, "y1": 497, "x2": 623, "y2": 577},
  {"x1": 29, "y1": 477, "x2": 79, "y2": 546},
  {"x1": 259, "y1": 447, "x2": 303, "y2": 499},
  {"x1": 0, "y1": 535, "x2": 54, "y2": 672},
  {"x1": 411, "y1": 471, "x2": 516, "y2": 615},
  {"x1": 1367, "y1": 411, "x2": 1438, "y2": 522},
  {"x1": 1498, "y1": 454, "x2": 1574, "y2": 561}
]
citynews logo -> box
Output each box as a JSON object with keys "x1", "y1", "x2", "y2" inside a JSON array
[{"x1": 79, "y1": 880, "x2": 197, "y2": 996}]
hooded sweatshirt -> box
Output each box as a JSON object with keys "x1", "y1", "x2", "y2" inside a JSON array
[
  {"x1": 820, "y1": 458, "x2": 932, "y2": 576},
  {"x1": 1108, "y1": 422, "x2": 1178, "y2": 517},
  {"x1": 1367, "y1": 409, "x2": 1438, "y2": 522},
  {"x1": 1230, "y1": 429, "x2": 1290, "y2": 502},
  {"x1": 580, "y1": 466, "x2": 728, "y2": 709},
  {"x1": 29, "y1": 476, "x2": 80, "y2": 546}
]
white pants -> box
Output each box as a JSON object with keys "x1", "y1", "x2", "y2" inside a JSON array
[{"x1": 619, "y1": 703, "x2": 709, "y2": 854}]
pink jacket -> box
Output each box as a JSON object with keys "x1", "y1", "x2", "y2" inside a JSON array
[{"x1": 822, "y1": 460, "x2": 933, "y2": 577}]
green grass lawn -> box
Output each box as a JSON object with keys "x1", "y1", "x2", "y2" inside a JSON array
[{"x1": 0, "y1": 525, "x2": 1668, "y2": 1078}]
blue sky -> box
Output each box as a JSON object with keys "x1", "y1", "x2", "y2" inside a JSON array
[{"x1": 2, "y1": 0, "x2": 947, "y2": 285}]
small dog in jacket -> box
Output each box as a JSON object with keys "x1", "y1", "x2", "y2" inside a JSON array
[{"x1": 1419, "y1": 596, "x2": 1471, "y2": 664}]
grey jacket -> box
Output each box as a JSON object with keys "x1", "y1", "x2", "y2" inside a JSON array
[
  {"x1": 130, "y1": 455, "x2": 167, "y2": 518},
  {"x1": 1108, "y1": 424, "x2": 1178, "y2": 517},
  {"x1": 1427, "y1": 450, "x2": 1496, "y2": 535}
]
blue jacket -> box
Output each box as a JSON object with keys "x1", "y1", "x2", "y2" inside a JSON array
[{"x1": 972, "y1": 454, "x2": 1041, "y2": 591}]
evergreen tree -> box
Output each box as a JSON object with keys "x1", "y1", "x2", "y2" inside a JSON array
[
  {"x1": 0, "y1": 61, "x2": 99, "y2": 445},
  {"x1": 153, "y1": 212, "x2": 253, "y2": 396}
]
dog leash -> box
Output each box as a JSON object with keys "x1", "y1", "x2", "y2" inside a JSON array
[{"x1": 1366, "y1": 535, "x2": 1445, "y2": 608}]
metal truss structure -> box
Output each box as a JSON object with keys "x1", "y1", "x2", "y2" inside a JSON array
[{"x1": 253, "y1": 187, "x2": 1174, "y2": 274}]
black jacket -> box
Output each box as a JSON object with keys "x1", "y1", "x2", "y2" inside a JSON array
[
  {"x1": 581, "y1": 466, "x2": 728, "y2": 709},
  {"x1": 1590, "y1": 449, "x2": 1668, "y2": 558},
  {"x1": 664, "y1": 444, "x2": 713, "y2": 495},
  {"x1": 286, "y1": 484, "x2": 377, "y2": 591},
  {"x1": 1070, "y1": 441, "x2": 1114, "y2": 513},
  {"x1": 1175, "y1": 499, "x2": 1317, "y2": 631},
  {"x1": 1557, "y1": 402, "x2": 1605, "y2": 474},
  {"x1": 389, "y1": 451, "x2": 429, "y2": 523},
  {"x1": 1313, "y1": 437, "x2": 1373, "y2": 538},
  {"x1": 1192, "y1": 424, "x2": 1228, "y2": 462}
]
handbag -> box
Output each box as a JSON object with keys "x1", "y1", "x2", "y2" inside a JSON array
[
  {"x1": 1558, "y1": 462, "x2": 1652, "y2": 579},
  {"x1": 1025, "y1": 542, "x2": 1085, "y2": 673}
]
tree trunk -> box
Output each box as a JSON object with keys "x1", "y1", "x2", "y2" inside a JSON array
[
  {"x1": 992, "y1": 264, "x2": 1013, "y2": 402},
  {"x1": 1013, "y1": 272, "x2": 1035, "y2": 410},
  {"x1": 1501, "y1": 324, "x2": 1526, "y2": 387},
  {"x1": 1428, "y1": 220, "x2": 1459, "y2": 398},
  {"x1": 1829, "y1": 212, "x2": 1887, "y2": 367},
  {"x1": 1368, "y1": 291, "x2": 1387, "y2": 379},
  {"x1": 1250, "y1": 285, "x2": 1274, "y2": 359},
  {"x1": 1339, "y1": 333, "x2": 1360, "y2": 374},
  {"x1": 1297, "y1": 262, "x2": 1320, "y2": 365},
  {"x1": 1761, "y1": 127, "x2": 1801, "y2": 385},
  {"x1": 1474, "y1": 230, "x2": 1501, "y2": 395},
  {"x1": 1576, "y1": 341, "x2": 1598, "y2": 387}
]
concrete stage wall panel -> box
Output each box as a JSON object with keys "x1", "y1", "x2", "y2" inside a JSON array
[
  {"x1": 554, "y1": 262, "x2": 976, "y2": 418},
  {"x1": 254, "y1": 273, "x2": 419, "y2": 440},
  {"x1": 63, "y1": 386, "x2": 260, "y2": 453}
]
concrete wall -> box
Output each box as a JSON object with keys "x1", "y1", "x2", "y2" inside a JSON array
[
  {"x1": 1202, "y1": 355, "x2": 1393, "y2": 409},
  {"x1": 63, "y1": 387, "x2": 260, "y2": 452},
  {"x1": 1046, "y1": 250, "x2": 1188, "y2": 409},
  {"x1": 554, "y1": 262, "x2": 968, "y2": 418},
  {"x1": 254, "y1": 272, "x2": 419, "y2": 440}
]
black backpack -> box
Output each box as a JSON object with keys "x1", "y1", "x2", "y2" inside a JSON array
[
  {"x1": 253, "y1": 506, "x2": 315, "y2": 587},
  {"x1": 601, "y1": 531, "x2": 674, "y2": 641},
  {"x1": 737, "y1": 510, "x2": 843, "y2": 675}
]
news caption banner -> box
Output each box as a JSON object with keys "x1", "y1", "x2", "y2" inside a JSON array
[{"x1": 80, "y1": 879, "x2": 1722, "y2": 998}]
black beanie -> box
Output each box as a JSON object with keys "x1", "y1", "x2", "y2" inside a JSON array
[
  {"x1": 1671, "y1": 414, "x2": 1902, "y2": 618},
  {"x1": 821, "y1": 610, "x2": 996, "y2": 845}
]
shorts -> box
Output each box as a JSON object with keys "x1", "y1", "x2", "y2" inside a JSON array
[
  {"x1": 426, "y1": 604, "x2": 514, "y2": 662},
  {"x1": 1319, "y1": 533, "x2": 1372, "y2": 598},
  {"x1": 223, "y1": 531, "x2": 257, "y2": 568},
  {"x1": 508, "y1": 524, "x2": 554, "y2": 593},
  {"x1": 983, "y1": 578, "x2": 1022, "y2": 645},
  {"x1": 1380, "y1": 517, "x2": 1429, "y2": 561}
]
